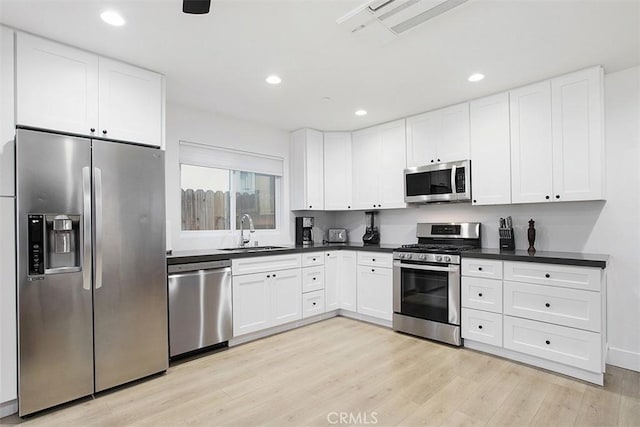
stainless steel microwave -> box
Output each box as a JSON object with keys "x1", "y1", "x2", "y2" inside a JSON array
[{"x1": 404, "y1": 160, "x2": 471, "y2": 203}]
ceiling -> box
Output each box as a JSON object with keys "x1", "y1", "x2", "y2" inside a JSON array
[{"x1": 1, "y1": 0, "x2": 638, "y2": 132}]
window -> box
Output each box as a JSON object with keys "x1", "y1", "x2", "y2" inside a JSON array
[{"x1": 179, "y1": 141, "x2": 283, "y2": 232}]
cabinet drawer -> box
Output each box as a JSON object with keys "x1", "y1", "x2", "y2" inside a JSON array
[
  {"x1": 462, "y1": 308, "x2": 503, "y2": 347},
  {"x1": 503, "y1": 315, "x2": 601, "y2": 373},
  {"x1": 461, "y1": 277, "x2": 502, "y2": 314},
  {"x1": 302, "y1": 290, "x2": 325, "y2": 318},
  {"x1": 302, "y1": 266, "x2": 324, "y2": 293},
  {"x1": 357, "y1": 252, "x2": 392, "y2": 268},
  {"x1": 461, "y1": 258, "x2": 503, "y2": 279},
  {"x1": 503, "y1": 261, "x2": 601, "y2": 292},
  {"x1": 302, "y1": 251, "x2": 325, "y2": 268},
  {"x1": 232, "y1": 254, "x2": 302, "y2": 276},
  {"x1": 504, "y1": 281, "x2": 601, "y2": 332}
]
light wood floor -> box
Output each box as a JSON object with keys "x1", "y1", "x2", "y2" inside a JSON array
[{"x1": 2, "y1": 317, "x2": 639, "y2": 426}]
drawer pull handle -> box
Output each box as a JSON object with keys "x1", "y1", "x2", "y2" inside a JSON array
[
  {"x1": 478, "y1": 293, "x2": 483, "y2": 297},
  {"x1": 545, "y1": 340, "x2": 551, "y2": 345},
  {"x1": 478, "y1": 267, "x2": 483, "y2": 271},
  {"x1": 312, "y1": 258, "x2": 316, "y2": 261},
  {"x1": 267, "y1": 275, "x2": 271, "y2": 278},
  {"x1": 313, "y1": 277, "x2": 316, "y2": 281},
  {"x1": 545, "y1": 303, "x2": 550, "y2": 308},
  {"x1": 312, "y1": 302, "x2": 317, "y2": 306},
  {"x1": 371, "y1": 269, "x2": 375, "y2": 272},
  {"x1": 478, "y1": 325, "x2": 483, "y2": 329},
  {"x1": 372, "y1": 259, "x2": 376, "y2": 262},
  {"x1": 545, "y1": 273, "x2": 550, "y2": 278}
]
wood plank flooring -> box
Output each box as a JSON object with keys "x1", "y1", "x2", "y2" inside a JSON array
[{"x1": 2, "y1": 317, "x2": 639, "y2": 426}]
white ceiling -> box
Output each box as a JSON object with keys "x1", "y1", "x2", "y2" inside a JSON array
[{"x1": 1, "y1": 0, "x2": 639, "y2": 132}]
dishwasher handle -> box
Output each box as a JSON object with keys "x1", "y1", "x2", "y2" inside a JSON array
[{"x1": 168, "y1": 260, "x2": 232, "y2": 274}]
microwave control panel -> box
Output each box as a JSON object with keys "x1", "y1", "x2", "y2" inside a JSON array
[{"x1": 455, "y1": 167, "x2": 466, "y2": 193}]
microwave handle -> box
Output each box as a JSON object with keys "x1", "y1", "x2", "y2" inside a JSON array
[{"x1": 451, "y1": 165, "x2": 457, "y2": 194}]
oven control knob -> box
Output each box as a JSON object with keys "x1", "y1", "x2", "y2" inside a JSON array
[
  {"x1": 398, "y1": 253, "x2": 405, "y2": 259},
  {"x1": 444, "y1": 256, "x2": 451, "y2": 262},
  {"x1": 406, "y1": 254, "x2": 412, "y2": 260},
  {"x1": 436, "y1": 255, "x2": 443, "y2": 262},
  {"x1": 419, "y1": 254, "x2": 426, "y2": 260}
]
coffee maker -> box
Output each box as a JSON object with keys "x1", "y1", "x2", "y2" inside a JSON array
[
  {"x1": 295, "y1": 216, "x2": 314, "y2": 245},
  {"x1": 362, "y1": 211, "x2": 380, "y2": 245}
]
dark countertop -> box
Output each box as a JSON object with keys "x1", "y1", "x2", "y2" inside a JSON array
[
  {"x1": 462, "y1": 248, "x2": 608, "y2": 269},
  {"x1": 167, "y1": 242, "x2": 397, "y2": 265}
]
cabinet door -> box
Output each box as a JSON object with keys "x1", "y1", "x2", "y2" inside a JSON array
[
  {"x1": 0, "y1": 197, "x2": 16, "y2": 403},
  {"x1": 324, "y1": 132, "x2": 353, "y2": 210},
  {"x1": 0, "y1": 27, "x2": 15, "y2": 197},
  {"x1": 16, "y1": 33, "x2": 98, "y2": 136},
  {"x1": 551, "y1": 67, "x2": 604, "y2": 202},
  {"x1": 351, "y1": 127, "x2": 380, "y2": 210},
  {"x1": 339, "y1": 251, "x2": 358, "y2": 312},
  {"x1": 305, "y1": 130, "x2": 324, "y2": 209},
  {"x1": 270, "y1": 269, "x2": 302, "y2": 327},
  {"x1": 406, "y1": 110, "x2": 439, "y2": 167},
  {"x1": 98, "y1": 58, "x2": 163, "y2": 147},
  {"x1": 324, "y1": 252, "x2": 340, "y2": 311},
  {"x1": 510, "y1": 81, "x2": 554, "y2": 204},
  {"x1": 378, "y1": 120, "x2": 407, "y2": 209},
  {"x1": 438, "y1": 103, "x2": 470, "y2": 163},
  {"x1": 470, "y1": 93, "x2": 511, "y2": 205},
  {"x1": 232, "y1": 273, "x2": 270, "y2": 336},
  {"x1": 357, "y1": 266, "x2": 392, "y2": 321}
]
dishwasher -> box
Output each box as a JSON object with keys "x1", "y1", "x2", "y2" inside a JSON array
[{"x1": 167, "y1": 260, "x2": 232, "y2": 358}]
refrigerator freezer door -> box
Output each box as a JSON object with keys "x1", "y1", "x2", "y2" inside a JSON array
[
  {"x1": 92, "y1": 140, "x2": 167, "y2": 392},
  {"x1": 16, "y1": 129, "x2": 94, "y2": 416}
]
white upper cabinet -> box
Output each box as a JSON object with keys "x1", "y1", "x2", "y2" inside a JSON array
[
  {"x1": 16, "y1": 32, "x2": 164, "y2": 148},
  {"x1": 16, "y1": 32, "x2": 99, "y2": 137},
  {"x1": 469, "y1": 93, "x2": 512, "y2": 205},
  {"x1": 510, "y1": 66, "x2": 604, "y2": 204},
  {"x1": 510, "y1": 81, "x2": 554, "y2": 204},
  {"x1": 551, "y1": 67, "x2": 604, "y2": 202},
  {"x1": 352, "y1": 119, "x2": 406, "y2": 210},
  {"x1": 323, "y1": 132, "x2": 353, "y2": 210},
  {"x1": 406, "y1": 102, "x2": 470, "y2": 167},
  {"x1": 98, "y1": 58, "x2": 163, "y2": 146},
  {"x1": 291, "y1": 128, "x2": 324, "y2": 210},
  {"x1": 0, "y1": 26, "x2": 15, "y2": 197}
]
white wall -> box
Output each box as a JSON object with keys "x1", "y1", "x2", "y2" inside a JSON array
[
  {"x1": 334, "y1": 66, "x2": 640, "y2": 371},
  {"x1": 165, "y1": 102, "x2": 293, "y2": 251}
]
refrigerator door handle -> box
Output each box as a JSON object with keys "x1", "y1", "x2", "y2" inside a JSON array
[
  {"x1": 82, "y1": 167, "x2": 92, "y2": 290},
  {"x1": 94, "y1": 167, "x2": 103, "y2": 290}
]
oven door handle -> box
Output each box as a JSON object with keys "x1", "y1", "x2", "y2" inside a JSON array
[{"x1": 396, "y1": 262, "x2": 459, "y2": 272}]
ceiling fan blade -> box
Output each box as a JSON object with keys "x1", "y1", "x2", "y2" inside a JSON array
[{"x1": 183, "y1": 0, "x2": 211, "y2": 14}]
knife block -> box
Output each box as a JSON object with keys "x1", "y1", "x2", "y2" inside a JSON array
[{"x1": 499, "y1": 227, "x2": 515, "y2": 251}]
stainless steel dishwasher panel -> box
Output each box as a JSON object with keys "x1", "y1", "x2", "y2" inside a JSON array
[{"x1": 168, "y1": 260, "x2": 232, "y2": 357}]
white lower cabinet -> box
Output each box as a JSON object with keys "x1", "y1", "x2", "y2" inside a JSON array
[
  {"x1": 232, "y1": 255, "x2": 302, "y2": 337},
  {"x1": 462, "y1": 309, "x2": 503, "y2": 347},
  {"x1": 462, "y1": 257, "x2": 606, "y2": 385},
  {"x1": 356, "y1": 264, "x2": 392, "y2": 321},
  {"x1": 302, "y1": 290, "x2": 325, "y2": 319},
  {"x1": 325, "y1": 251, "x2": 357, "y2": 312}
]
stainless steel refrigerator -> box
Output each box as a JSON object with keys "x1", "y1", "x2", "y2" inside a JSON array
[{"x1": 16, "y1": 128, "x2": 167, "y2": 416}]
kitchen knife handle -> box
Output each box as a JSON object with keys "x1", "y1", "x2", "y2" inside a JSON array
[
  {"x1": 82, "y1": 167, "x2": 92, "y2": 291},
  {"x1": 94, "y1": 167, "x2": 103, "y2": 290}
]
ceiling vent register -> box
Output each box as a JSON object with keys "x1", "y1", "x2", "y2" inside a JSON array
[{"x1": 337, "y1": 0, "x2": 469, "y2": 40}]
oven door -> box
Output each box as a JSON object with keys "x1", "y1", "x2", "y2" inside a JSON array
[
  {"x1": 404, "y1": 160, "x2": 470, "y2": 203},
  {"x1": 393, "y1": 261, "x2": 460, "y2": 325}
]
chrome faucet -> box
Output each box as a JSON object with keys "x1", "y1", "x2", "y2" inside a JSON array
[{"x1": 239, "y1": 213, "x2": 255, "y2": 247}]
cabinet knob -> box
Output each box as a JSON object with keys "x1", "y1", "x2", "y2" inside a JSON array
[
  {"x1": 309, "y1": 205, "x2": 312, "y2": 209},
  {"x1": 430, "y1": 159, "x2": 434, "y2": 163},
  {"x1": 473, "y1": 199, "x2": 477, "y2": 203},
  {"x1": 478, "y1": 293, "x2": 483, "y2": 297},
  {"x1": 273, "y1": 273, "x2": 277, "y2": 278},
  {"x1": 437, "y1": 158, "x2": 441, "y2": 162},
  {"x1": 378, "y1": 204, "x2": 381, "y2": 208},
  {"x1": 478, "y1": 325, "x2": 483, "y2": 329},
  {"x1": 545, "y1": 340, "x2": 551, "y2": 345},
  {"x1": 313, "y1": 277, "x2": 316, "y2": 281},
  {"x1": 90, "y1": 128, "x2": 95, "y2": 133},
  {"x1": 327, "y1": 253, "x2": 330, "y2": 256},
  {"x1": 312, "y1": 258, "x2": 316, "y2": 261},
  {"x1": 545, "y1": 302, "x2": 550, "y2": 308},
  {"x1": 373, "y1": 204, "x2": 376, "y2": 208},
  {"x1": 267, "y1": 275, "x2": 271, "y2": 278},
  {"x1": 312, "y1": 302, "x2": 317, "y2": 306},
  {"x1": 371, "y1": 268, "x2": 375, "y2": 272},
  {"x1": 102, "y1": 129, "x2": 107, "y2": 135},
  {"x1": 347, "y1": 206, "x2": 351, "y2": 209},
  {"x1": 555, "y1": 195, "x2": 560, "y2": 199},
  {"x1": 545, "y1": 195, "x2": 550, "y2": 200},
  {"x1": 478, "y1": 267, "x2": 483, "y2": 271},
  {"x1": 545, "y1": 273, "x2": 550, "y2": 278}
]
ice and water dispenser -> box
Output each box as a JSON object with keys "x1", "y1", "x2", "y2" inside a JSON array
[{"x1": 28, "y1": 213, "x2": 82, "y2": 276}]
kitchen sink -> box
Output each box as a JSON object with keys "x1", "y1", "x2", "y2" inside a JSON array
[{"x1": 220, "y1": 246, "x2": 290, "y2": 252}]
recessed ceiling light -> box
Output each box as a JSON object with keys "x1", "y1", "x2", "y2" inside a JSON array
[
  {"x1": 355, "y1": 110, "x2": 367, "y2": 116},
  {"x1": 100, "y1": 10, "x2": 125, "y2": 27},
  {"x1": 468, "y1": 73, "x2": 485, "y2": 82},
  {"x1": 265, "y1": 75, "x2": 282, "y2": 85}
]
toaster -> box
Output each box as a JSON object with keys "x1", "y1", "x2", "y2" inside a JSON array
[{"x1": 328, "y1": 229, "x2": 348, "y2": 243}]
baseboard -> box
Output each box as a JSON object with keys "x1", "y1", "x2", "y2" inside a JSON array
[
  {"x1": 607, "y1": 346, "x2": 640, "y2": 372},
  {"x1": 0, "y1": 399, "x2": 17, "y2": 418},
  {"x1": 338, "y1": 309, "x2": 392, "y2": 328}
]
